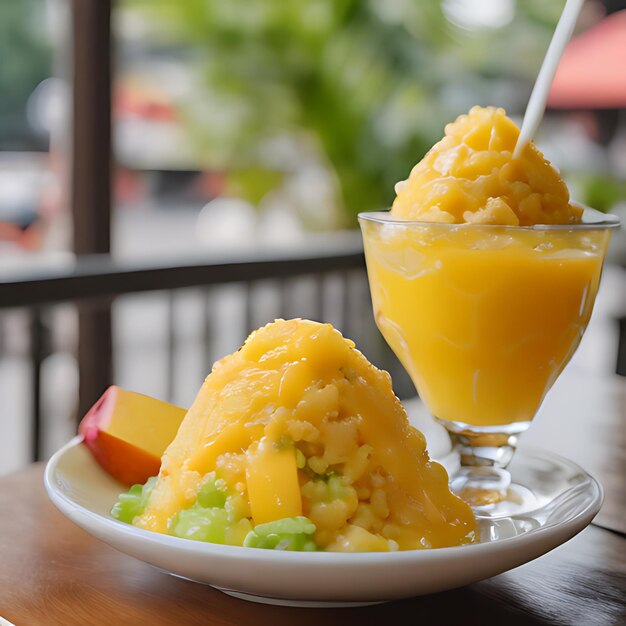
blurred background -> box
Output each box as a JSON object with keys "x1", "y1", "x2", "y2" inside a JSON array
[{"x1": 0, "y1": 0, "x2": 624, "y2": 475}]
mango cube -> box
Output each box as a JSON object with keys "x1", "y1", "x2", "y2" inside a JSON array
[{"x1": 79, "y1": 386, "x2": 186, "y2": 486}]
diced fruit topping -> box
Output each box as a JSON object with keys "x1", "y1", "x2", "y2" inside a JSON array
[
  {"x1": 171, "y1": 505, "x2": 230, "y2": 544},
  {"x1": 244, "y1": 516, "x2": 319, "y2": 551},
  {"x1": 197, "y1": 479, "x2": 228, "y2": 509},
  {"x1": 111, "y1": 477, "x2": 157, "y2": 524},
  {"x1": 392, "y1": 106, "x2": 583, "y2": 226}
]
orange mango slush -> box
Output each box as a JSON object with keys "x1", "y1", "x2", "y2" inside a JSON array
[{"x1": 361, "y1": 222, "x2": 610, "y2": 427}]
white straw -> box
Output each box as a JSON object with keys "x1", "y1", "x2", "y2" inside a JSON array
[{"x1": 513, "y1": 0, "x2": 585, "y2": 158}]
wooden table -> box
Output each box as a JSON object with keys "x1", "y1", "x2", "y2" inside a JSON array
[{"x1": 1, "y1": 373, "x2": 624, "y2": 625}]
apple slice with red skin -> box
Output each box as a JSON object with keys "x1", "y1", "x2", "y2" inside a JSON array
[{"x1": 78, "y1": 386, "x2": 187, "y2": 486}]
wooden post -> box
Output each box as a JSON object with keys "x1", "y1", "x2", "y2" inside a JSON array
[
  {"x1": 30, "y1": 309, "x2": 44, "y2": 460},
  {"x1": 70, "y1": 0, "x2": 113, "y2": 418}
]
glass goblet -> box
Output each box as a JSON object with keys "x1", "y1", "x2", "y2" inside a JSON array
[{"x1": 359, "y1": 208, "x2": 619, "y2": 510}]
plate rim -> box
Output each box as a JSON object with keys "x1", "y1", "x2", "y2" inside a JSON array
[{"x1": 44, "y1": 436, "x2": 604, "y2": 565}]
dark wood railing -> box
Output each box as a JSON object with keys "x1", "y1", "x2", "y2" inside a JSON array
[
  {"x1": 1, "y1": 237, "x2": 413, "y2": 463},
  {"x1": 0, "y1": 242, "x2": 364, "y2": 309}
]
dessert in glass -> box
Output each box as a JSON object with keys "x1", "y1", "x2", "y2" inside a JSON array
[{"x1": 359, "y1": 107, "x2": 619, "y2": 509}]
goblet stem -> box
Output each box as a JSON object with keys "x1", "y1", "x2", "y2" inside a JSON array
[{"x1": 436, "y1": 419, "x2": 531, "y2": 507}]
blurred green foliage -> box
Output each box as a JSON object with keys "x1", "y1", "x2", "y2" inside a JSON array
[
  {"x1": 577, "y1": 174, "x2": 626, "y2": 213},
  {"x1": 127, "y1": 0, "x2": 566, "y2": 224},
  {"x1": 0, "y1": 0, "x2": 51, "y2": 150}
]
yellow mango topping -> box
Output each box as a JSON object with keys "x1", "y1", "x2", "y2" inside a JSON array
[
  {"x1": 245, "y1": 442, "x2": 302, "y2": 524},
  {"x1": 135, "y1": 319, "x2": 478, "y2": 551},
  {"x1": 392, "y1": 106, "x2": 583, "y2": 225},
  {"x1": 102, "y1": 388, "x2": 186, "y2": 460}
]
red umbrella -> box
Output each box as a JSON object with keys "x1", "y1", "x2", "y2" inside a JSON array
[{"x1": 548, "y1": 10, "x2": 626, "y2": 109}]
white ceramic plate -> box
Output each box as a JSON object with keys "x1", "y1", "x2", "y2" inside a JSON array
[{"x1": 44, "y1": 436, "x2": 602, "y2": 607}]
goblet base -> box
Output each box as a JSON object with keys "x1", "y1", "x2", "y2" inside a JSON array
[
  {"x1": 436, "y1": 418, "x2": 533, "y2": 510},
  {"x1": 449, "y1": 467, "x2": 541, "y2": 515}
]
